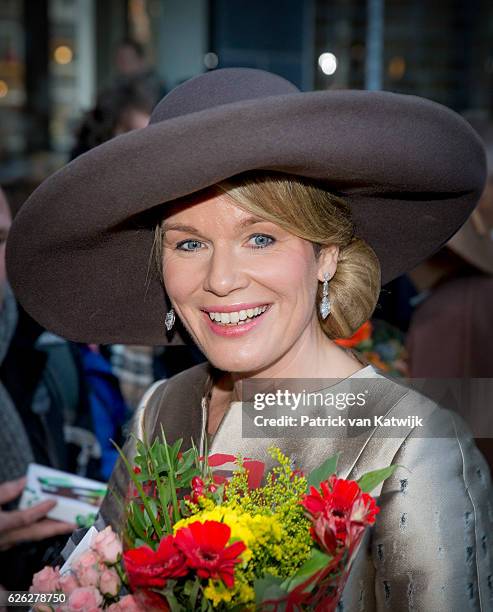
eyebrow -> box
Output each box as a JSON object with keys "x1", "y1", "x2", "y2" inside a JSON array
[{"x1": 162, "y1": 215, "x2": 269, "y2": 235}]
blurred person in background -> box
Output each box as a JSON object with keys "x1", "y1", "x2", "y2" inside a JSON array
[
  {"x1": 114, "y1": 38, "x2": 166, "y2": 107},
  {"x1": 71, "y1": 80, "x2": 205, "y2": 414},
  {"x1": 70, "y1": 81, "x2": 156, "y2": 416},
  {"x1": 406, "y1": 116, "x2": 493, "y2": 376},
  {"x1": 405, "y1": 117, "x2": 493, "y2": 470},
  {"x1": 70, "y1": 81, "x2": 154, "y2": 160},
  {"x1": 0, "y1": 187, "x2": 76, "y2": 590}
]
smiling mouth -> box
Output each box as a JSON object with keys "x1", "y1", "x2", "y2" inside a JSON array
[{"x1": 205, "y1": 305, "x2": 270, "y2": 326}]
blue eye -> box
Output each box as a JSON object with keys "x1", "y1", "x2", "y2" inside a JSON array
[
  {"x1": 175, "y1": 235, "x2": 274, "y2": 251},
  {"x1": 249, "y1": 234, "x2": 275, "y2": 249},
  {"x1": 176, "y1": 239, "x2": 203, "y2": 251}
]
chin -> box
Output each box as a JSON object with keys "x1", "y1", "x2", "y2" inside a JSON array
[{"x1": 206, "y1": 350, "x2": 269, "y2": 375}]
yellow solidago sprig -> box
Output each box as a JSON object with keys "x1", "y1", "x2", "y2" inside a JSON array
[{"x1": 223, "y1": 447, "x2": 312, "y2": 577}]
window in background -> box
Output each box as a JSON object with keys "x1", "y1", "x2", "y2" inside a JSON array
[
  {"x1": 0, "y1": 0, "x2": 25, "y2": 180},
  {"x1": 314, "y1": 0, "x2": 493, "y2": 113},
  {"x1": 49, "y1": 0, "x2": 95, "y2": 153}
]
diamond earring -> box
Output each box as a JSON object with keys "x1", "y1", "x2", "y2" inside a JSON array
[
  {"x1": 319, "y1": 272, "x2": 331, "y2": 319},
  {"x1": 165, "y1": 308, "x2": 175, "y2": 331}
]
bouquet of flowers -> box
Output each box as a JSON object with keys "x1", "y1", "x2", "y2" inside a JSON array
[{"x1": 30, "y1": 429, "x2": 397, "y2": 611}]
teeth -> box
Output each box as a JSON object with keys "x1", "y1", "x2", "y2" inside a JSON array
[{"x1": 207, "y1": 305, "x2": 268, "y2": 325}]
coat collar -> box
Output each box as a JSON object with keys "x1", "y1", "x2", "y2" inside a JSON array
[{"x1": 151, "y1": 360, "x2": 412, "y2": 486}]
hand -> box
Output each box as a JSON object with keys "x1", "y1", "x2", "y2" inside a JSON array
[{"x1": 0, "y1": 476, "x2": 77, "y2": 551}]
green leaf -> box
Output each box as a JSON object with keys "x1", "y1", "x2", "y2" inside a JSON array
[
  {"x1": 254, "y1": 574, "x2": 287, "y2": 604},
  {"x1": 134, "y1": 537, "x2": 147, "y2": 547},
  {"x1": 183, "y1": 580, "x2": 193, "y2": 596},
  {"x1": 160, "y1": 424, "x2": 180, "y2": 522},
  {"x1": 357, "y1": 464, "x2": 401, "y2": 493},
  {"x1": 306, "y1": 453, "x2": 340, "y2": 491},
  {"x1": 155, "y1": 472, "x2": 173, "y2": 534},
  {"x1": 188, "y1": 578, "x2": 200, "y2": 608},
  {"x1": 199, "y1": 593, "x2": 214, "y2": 611},
  {"x1": 171, "y1": 438, "x2": 183, "y2": 463},
  {"x1": 129, "y1": 503, "x2": 147, "y2": 539},
  {"x1": 176, "y1": 451, "x2": 195, "y2": 475},
  {"x1": 281, "y1": 548, "x2": 333, "y2": 592},
  {"x1": 163, "y1": 589, "x2": 184, "y2": 612},
  {"x1": 136, "y1": 439, "x2": 147, "y2": 457},
  {"x1": 112, "y1": 440, "x2": 163, "y2": 540}
]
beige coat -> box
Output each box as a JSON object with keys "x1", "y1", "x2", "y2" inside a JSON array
[{"x1": 99, "y1": 362, "x2": 493, "y2": 611}]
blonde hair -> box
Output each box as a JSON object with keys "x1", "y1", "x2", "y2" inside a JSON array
[{"x1": 153, "y1": 172, "x2": 381, "y2": 339}]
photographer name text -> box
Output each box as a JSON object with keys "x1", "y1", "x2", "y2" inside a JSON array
[{"x1": 252, "y1": 415, "x2": 424, "y2": 428}]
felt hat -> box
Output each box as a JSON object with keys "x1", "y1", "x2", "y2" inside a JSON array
[{"x1": 6, "y1": 68, "x2": 486, "y2": 345}]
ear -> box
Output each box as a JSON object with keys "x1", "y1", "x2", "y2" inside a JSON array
[{"x1": 317, "y1": 244, "x2": 339, "y2": 282}]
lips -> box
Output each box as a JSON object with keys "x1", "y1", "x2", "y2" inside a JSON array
[{"x1": 201, "y1": 304, "x2": 271, "y2": 337}]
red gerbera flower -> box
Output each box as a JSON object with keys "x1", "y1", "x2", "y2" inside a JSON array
[
  {"x1": 302, "y1": 475, "x2": 379, "y2": 554},
  {"x1": 123, "y1": 534, "x2": 188, "y2": 590},
  {"x1": 174, "y1": 520, "x2": 246, "y2": 588}
]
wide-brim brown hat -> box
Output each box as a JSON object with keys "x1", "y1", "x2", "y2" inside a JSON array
[{"x1": 6, "y1": 68, "x2": 486, "y2": 345}]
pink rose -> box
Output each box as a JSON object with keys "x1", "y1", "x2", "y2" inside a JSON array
[
  {"x1": 99, "y1": 567, "x2": 121, "y2": 597},
  {"x1": 92, "y1": 526, "x2": 122, "y2": 565},
  {"x1": 30, "y1": 565, "x2": 61, "y2": 593},
  {"x1": 73, "y1": 550, "x2": 102, "y2": 588},
  {"x1": 59, "y1": 571, "x2": 80, "y2": 596},
  {"x1": 68, "y1": 586, "x2": 103, "y2": 611},
  {"x1": 107, "y1": 595, "x2": 145, "y2": 611}
]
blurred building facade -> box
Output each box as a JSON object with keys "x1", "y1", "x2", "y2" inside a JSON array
[{"x1": 0, "y1": 0, "x2": 492, "y2": 184}]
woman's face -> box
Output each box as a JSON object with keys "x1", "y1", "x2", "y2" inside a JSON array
[{"x1": 162, "y1": 190, "x2": 336, "y2": 374}]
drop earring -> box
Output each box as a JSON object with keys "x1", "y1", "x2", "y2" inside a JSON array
[
  {"x1": 165, "y1": 308, "x2": 175, "y2": 331},
  {"x1": 319, "y1": 272, "x2": 331, "y2": 319}
]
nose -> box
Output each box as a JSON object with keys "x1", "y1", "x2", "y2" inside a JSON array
[{"x1": 203, "y1": 242, "x2": 248, "y2": 297}]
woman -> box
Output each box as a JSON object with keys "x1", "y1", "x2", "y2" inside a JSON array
[{"x1": 6, "y1": 68, "x2": 493, "y2": 610}]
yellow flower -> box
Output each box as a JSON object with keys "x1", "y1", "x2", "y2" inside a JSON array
[
  {"x1": 173, "y1": 507, "x2": 283, "y2": 567},
  {"x1": 174, "y1": 507, "x2": 254, "y2": 562},
  {"x1": 204, "y1": 579, "x2": 233, "y2": 606},
  {"x1": 204, "y1": 578, "x2": 256, "y2": 608}
]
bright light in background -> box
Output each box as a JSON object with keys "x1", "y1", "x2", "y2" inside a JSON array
[
  {"x1": 0, "y1": 80, "x2": 8, "y2": 98},
  {"x1": 204, "y1": 52, "x2": 219, "y2": 70},
  {"x1": 388, "y1": 56, "x2": 406, "y2": 80},
  {"x1": 318, "y1": 52, "x2": 338, "y2": 76},
  {"x1": 54, "y1": 45, "x2": 73, "y2": 65}
]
